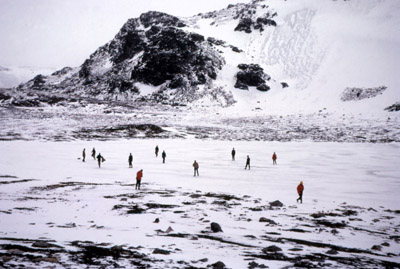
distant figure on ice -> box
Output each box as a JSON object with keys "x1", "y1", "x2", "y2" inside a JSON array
[
  {"x1": 96, "y1": 153, "x2": 105, "y2": 168},
  {"x1": 82, "y1": 148, "x2": 86, "y2": 162},
  {"x1": 136, "y1": 169, "x2": 143, "y2": 190},
  {"x1": 162, "y1": 150, "x2": 166, "y2": 163},
  {"x1": 128, "y1": 153, "x2": 133, "y2": 168},
  {"x1": 272, "y1": 152, "x2": 277, "y2": 165},
  {"x1": 245, "y1": 155, "x2": 251, "y2": 170},
  {"x1": 155, "y1": 145, "x2": 159, "y2": 157},
  {"x1": 297, "y1": 181, "x2": 304, "y2": 203},
  {"x1": 231, "y1": 148, "x2": 236, "y2": 161},
  {"x1": 91, "y1": 148, "x2": 96, "y2": 160},
  {"x1": 193, "y1": 160, "x2": 199, "y2": 176}
]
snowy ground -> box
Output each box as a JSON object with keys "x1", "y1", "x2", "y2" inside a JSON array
[
  {"x1": 1, "y1": 139, "x2": 399, "y2": 268},
  {"x1": 1, "y1": 105, "x2": 399, "y2": 143}
]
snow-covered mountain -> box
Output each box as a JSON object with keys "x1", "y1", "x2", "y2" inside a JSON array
[{"x1": 2, "y1": 0, "x2": 399, "y2": 114}]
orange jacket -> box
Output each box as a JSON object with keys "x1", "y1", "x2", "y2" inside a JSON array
[
  {"x1": 136, "y1": 170, "x2": 143, "y2": 180},
  {"x1": 297, "y1": 183, "x2": 304, "y2": 194}
]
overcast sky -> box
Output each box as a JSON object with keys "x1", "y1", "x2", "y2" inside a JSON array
[{"x1": 0, "y1": 0, "x2": 245, "y2": 69}]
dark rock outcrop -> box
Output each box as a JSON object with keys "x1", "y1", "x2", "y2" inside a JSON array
[
  {"x1": 259, "y1": 217, "x2": 277, "y2": 225},
  {"x1": 262, "y1": 245, "x2": 282, "y2": 253},
  {"x1": 14, "y1": 11, "x2": 226, "y2": 106},
  {"x1": 153, "y1": 248, "x2": 171, "y2": 255},
  {"x1": 211, "y1": 261, "x2": 226, "y2": 269},
  {"x1": 385, "y1": 102, "x2": 400, "y2": 112},
  {"x1": 269, "y1": 200, "x2": 284, "y2": 207},
  {"x1": 340, "y1": 86, "x2": 387, "y2": 101},
  {"x1": 211, "y1": 222, "x2": 223, "y2": 233},
  {"x1": 234, "y1": 64, "x2": 270, "y2": 91}
]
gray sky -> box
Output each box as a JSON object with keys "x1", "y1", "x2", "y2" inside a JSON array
[{"x1": 0, "y1": 0, "x2": 244, "y2": 69}]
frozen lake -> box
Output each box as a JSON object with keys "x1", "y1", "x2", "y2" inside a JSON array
[{"x1": 1, "y1": 139, "x2": 399, "y2": 268}]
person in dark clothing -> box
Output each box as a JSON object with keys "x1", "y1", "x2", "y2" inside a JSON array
[
  {"x1": 96, "y1": 153, "x2": 105, "y2": 168},
  {"x1": 155, "y1": 145, "x2": 159, "y2": 157},
  {"x1": 91, "y1": 148, "x2": 96, "y2": 160},
  {"x1": 231, "y1": 148, "x2": 236, "y2": 161},
  {"x1": 245, "y1": 155, "x2": 250, "y2": 170},
  {"x1": 128, "y1": 153, "x2": 133, "y2": 168},
  {"x1": 162, "y1": 150, "x2": 166, "y2": 163},
  {"x1": 272, "y1": 152, "x2": 277, "y2": 165},
  {"x1": 297, "y1": 181, "x2": 304, "y2": 203},
  {"x1": 82, "y1": 148, "x2": 86, "y2": 162},
  {"x1": 193, "y1": 160, "x2": 199, "y2": 176},
  {"x1": 136, "y1": 169, "x2": 143, "y2": 190}
]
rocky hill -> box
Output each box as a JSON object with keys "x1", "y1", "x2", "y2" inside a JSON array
[{"x1": 1, "y1": 1, "x2": 283, "y2": 108}]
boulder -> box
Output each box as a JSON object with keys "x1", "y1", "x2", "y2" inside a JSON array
[
  {"x1": 262, "y1": 245, "x2": 282, "y2": 253},
  {"x1": 210, "y1": 222, "x2": 223, "y2": 233},
  {"x1": 269, "y1": 200, "x2": 284, "y2": 207}
]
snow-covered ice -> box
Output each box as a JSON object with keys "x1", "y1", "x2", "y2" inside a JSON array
[{"x1": 0, "y1": 139, "x2": 399, "y2": 268}]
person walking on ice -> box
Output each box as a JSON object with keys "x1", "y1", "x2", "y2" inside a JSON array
[
  {"x1": 82, "y1": 148, "x2": 86, "y2": 162},
  {"x1": 193, "y1": 160, "x2": 199, "y2": 176},
  {"x1": 155, "y1": 145, "x2": 159, "y2": 157},
  {"x1": 128, "y1": 153, "x2": 133, "y2": 168},
  {"x1": 272, "y1": 152, "x2": 277, "y2": 165},
  {"x1": 136, "y1": 169, "x2": 143, "y2": 190},
  {"x1": 162, "y1": 150, "x2": 166, "y2": 163},
  {"x1": 245, "y1": 155, "x2": 250, "y2": 170},
  {"x1": 96, "y1": 153, "x2": 105, "y2": 168},
  {"x1": 231, "y1": 148, "x2": 236, "y2": 161},
  {"x1": 91, "y1": 148, "x2": 96, "y2": 160},
  {"x1": 297, "y1": 181, "x2": 304, "y2": 203}
]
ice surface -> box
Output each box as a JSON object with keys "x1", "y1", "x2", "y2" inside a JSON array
[{"x1": 0, "y1": 139, "x2": 399, "y2": 267}]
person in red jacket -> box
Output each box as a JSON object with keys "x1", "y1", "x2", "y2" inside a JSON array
[
  {"x1": 297, "y1": 181, "x2": 304, "y2": 203},
  {"x1": 272, "y1": 152, "x2": 277, "y2": 165},
  {"x1": 136, "y1": 169, "x2": 143, "y2": 190}
]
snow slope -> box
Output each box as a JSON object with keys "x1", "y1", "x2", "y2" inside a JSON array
[{"x1": 187, "y1": 0, "x2": 400, "y2": 115}]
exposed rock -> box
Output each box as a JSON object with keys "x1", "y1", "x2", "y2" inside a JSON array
[
  {"x1": 211, "y1": 261, "x2": 226, "y2": 269},
  {"x1": 262, "y1": 245, "x2": 282, "y2": 253},
  {"x1": 153, "y1": 248, "x2": 171, "y2": 255},
  {"x1": 165, "y1": 226, "x2": 174, "y2": 233},
  {"x1": 234, "y1": 64, "x2": 270, "y2": 91},
  {"x1": 12, "y1": 11, "x2": 226, "y2": 107},
  {"x1": 232, "y1": 3, "x2": 277, "y2": 33},
  {"x1": 259, "y1": 217, "x2": 277, "y2": 225},
  {"x1": 281, "y1": 82, "x2": 289, "y2": 88},
  {"x1": 211, "y1": 222, "x2": 223, "y2": 233},
  {"x1": 248, "y1": 261, "x2": 268, "y2": 268},
  {"x1": 371, "y1": 245, "x2": 382, "y2": 251},
  {"x1": 326, "y1": 249, "x2": 338, "y2": 255},
  {"x1": 32, "y1": 241, "x2": 62, "y2": 248},
  {"x1": 314, "y1": 219, "x2": 346, "y2": 229},
  {"x1": 269, "y1": 200, "x2": 283, "y2": 207},
  {"x1": 385, "y1": 102, "x2": 400, "y2": 112},
  {"x1": 340, "y1": 86, "x2": 387, "y2": 102}
]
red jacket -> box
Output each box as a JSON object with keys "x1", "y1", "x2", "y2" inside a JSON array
[
  {"x1": 297, "y1": 183, "x2": 304, "y2": 194},
  {"x1": 136, "y1": 170, "x2": 143, "y2": 180},
  {"x1": 272, "y1": 153, "x2": 277, "y2": 160}
]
